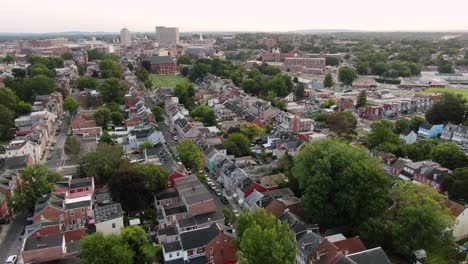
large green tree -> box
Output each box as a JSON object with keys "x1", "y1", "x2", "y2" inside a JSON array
[
  {"x1": 10, "y1": 165, "x2": 62, "y2": 213},
  {"x1": 188, "y1": 63, "x2": 211, "y2": 81},
  {"x1": 394, "y1": 119, "x2": 411, "y2": 134},
  {"x1": 445, "y1": 167, "x2": 468, "y2": 202},
  {"x1": 79, "y1": 233, "x2": 133, "y2": 264},
  {"x1": 77, "y1": 143, "x2": 125, "y2": 185},
  {"x1": 366, "y1": 120, "x2": 400, "y2": 152},
  {"x1": 76, "y1": 76, "x2": 99, "y2": 90},
  {"x1": 292, "y1": 139, "x2": 390, "y2": 228},
  {"x1": 430, "y1": 142, "x2": 468, "y2": 170},
  {"x1": 361, "y1": 182, "x2": 454, "y2": 257},
  {"x1": 326, "y1": 111, "x2": 357, "y2": 137},
  {"x1": 338, "y1": 66, "x2": 357, "y2": 86},
  {"x1": 356, "y1": 90, "x2": 367, "y2": 108},
  {"x1": 240, "y1": 123, "x2": 265, "y2": 140},
  {"x1": 64, "y1": 136, "x2": 82, "y2": 161},
  {"x1": 98, "y1": 78, "x2": 127, "y2": 104},
  {"x1": 401, "y1": 139, "x2": 439, "y2": 161},
  {"x1": 190, "y1": 105, "x2": 217, "y2": 126},
  {"x1": 224, "y1": 133, "x2": 251, "y2": 157},
  {"x1": 235, "y1": 209, "x2": 296, "y2": 264},
  {"x1": 323, "y1": 73, "x2": 334, "y2": 88},
  {"x1": 295, "y1": 82, "x2": 305, "y2": 101},
  {"x1": 120, "y1": 225, "x2": 156, "y2": 264},
  {"x1": 176, "y1": 139, "x2": 203, "y2": 172},
  {"x1": 0, "y1": 87, "x2": 19, "y2": 111},
  {"x1": 100, "y1": 59, "x2": 122, "y2": 78},
  {"x1": 29, "y1": 64, "x2": 55, "y2": 78},
  {"x1": 152, "y1": 105, "x2": 164, "y2": 122},
  {"x1": 0, "y1": 104, "x2": 15, "y2": 140},
  {"x1": 425, "y1": 93, "x2": 467, "y2": 125},
  {"x1": 93, "y1": 107, "x2": 112, "y2": 128},
  {"x1": 63, "y1": 96, "x2": 79, "y2": 114}
]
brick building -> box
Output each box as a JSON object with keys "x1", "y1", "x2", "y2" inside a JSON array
[{"x1": 145, "y1": 56, "x2": 177, "y2": 74}]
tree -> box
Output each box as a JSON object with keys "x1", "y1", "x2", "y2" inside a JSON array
[
  {"x1": 326, "y1": 111, "x2": 357, "y2": 137},
  {"x1": 135, "y1": 69, "x2": 150, "y2": 82},
  {"x1": 325, "y1": 57, "x2": 339, "y2": 66},
  {"x1": 79, "y1": 233, "x2": 134, "y2": 264},
  {"x1": 224, "y1": 133, "x2": 251, "y2": 157},
  {"x1": 356, "y1": 61, "x2": 369, "y2": 75},
  {"x1": 98, "y1": 78, "x2": 127, "y2": 104},
  {"x1": 138, "y1": 141, "x2": 154, "y2": 152},
  {"x1": 235, "y1": 209, "x2": 296, "y2": 264},
  {"x1": 77, "y1": 143, "x2": 125, "y2": 185},
  {"x1": 134, "y1": 163, "x2": 169, "y2": 194},
  {"x1": 9, "y1": 165, "x2": 62, "y2": 213},
  {"x1": 401, "y1": 139, "x2": 439, "y2": 161},
  {"x1": 338, "y1": 66, "x2": 357, "y2": 86},
  {"x1": 93, "y1": 107, "x2": 112, "y2": 128},
  {"x1": 438, "y1": 60, "x2": 454, "y2": 74},
  {"x1": 292, "y1": 76, "x2": 299, "y2": 83},
  {"x1": 367, "y1": 120, "x2": 400, "y2": 152},
  {"x1": 239, "y1": 123, "x2": 265, "y2": 140},
  {"x1": 176, "y1": 139, "x2": 203, "y2": 172},
  {"x1": 12, "y1": 68, "x2": 26, "y2": 78},
  {"x1": 394, "y1": 119, "x2": 411, "y2": 134},
  {"x1": 410, "y1": 116, "x2": 426, "y2": 132},
  {"x1": 110, "y1": 165, "x2": 155, "y2": 211},
  {"x1": 111, "y1": 111, "x2": 124, "y2": 126},
  {"x1": 241, "y1": 79, "x2": 259, "y2": 94},
  {"x1": 426, "y1": 93, "x2": 466, "y2": 125},
  {"x1": 16, "y1": 101, "x2": 32, "y2": 115},
  {"x1": 23, "y1": 75, "x2": 56, "y2": 101},
  {"x1": 361, "y1": 182, "x2": 454, "y2": 257},
  {"x1": 174, "y1": 82, "x2": 194, "y2": 109},
  {"x1": 63, "y1": 96, "x2": 79, "y2": 114},
  {"x1": 430, "y1": 142, "x2": 468, "y2": 170},
  {"x1": 292, "y1": 139, "x2": 390, "y2": 228},
  {"x1": 76, "y1": 76, "x2": 99, "y2": 90},
  {"x1": 323, "y1": 73, "x2": 334, "y2": 88},
  {"x1": 277, "y1": 42, "x2": 294, "y2": 53},
  {"x1": 371, "y1": 61, "x2": 388, "y2": 76},
  {"x1": 0, "y1": 87, "x2": 18, "y2": 111},
  {"x1": 29, "y1": 64, "x2": 55, "y2": 77},
  {"x1": 61, "y1": 52, "x2": 73, "y2": 60},
  {"x1": 295, "y1": 82, "x2": 305, "y2": 101},
  {"x1": 0, "y1": 104, "x2": 15, "y2": 140},
  {"x1": 99, "y1": 131, "x2": 114, "y2": 144},
  {"x1": 190, "y1": 105, "x2": 217, "y2": 126},
  {"x1": 322, "y1": 98, "x2": 338, "y2": 108},
  {"x1": 65, "y1": 136, "x2": 81, "y2": 161},
  {"x1": 176, "y1": 55, "x2": 193, "y2": 65},
  {"x1": 445, "y1": 167, "x2": 468, "y2": 202},
  {"x1": 104, "y1": 102, "x2": 122, "y2": 113},
  {"x1": 188, "y1": 63, "x2": 211, "y2": 81},
  {"x1": 120, "y1": 225, "x2": 156, "y2": 264},
  {"x1": 100, "y1": 59, "x2": 122, "y2": 78},
  {"x1": 265, "y1": 74, "x2": 292, "y2": 97},
  {"x1": 2, "y1": 54, "x2": 15, "y2": 64},
  {"x1": 356, "y1": 90, "x2": 367, "y2": 108},
  {"x1": 152, "y1": 105, "x2": 164, "y2": 122}
]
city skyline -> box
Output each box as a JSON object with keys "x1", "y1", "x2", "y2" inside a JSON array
[{"x1": 2, "y1": 0, "x2": 468, "y2": 33}]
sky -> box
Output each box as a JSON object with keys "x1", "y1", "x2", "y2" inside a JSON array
[{"x1": 1, "y1": 0, "x2": 468, "y2": 33}]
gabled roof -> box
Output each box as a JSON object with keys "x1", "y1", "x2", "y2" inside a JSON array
[
  {"x1": 347, "y1": 247, "x2": 391, "y2": 264},
  {"x1": 24, "y1": 234, "x2": 63, "y2": 251},
  {"x1": 147, "y1": 56, "x2": 175, "y2": 65},
  {"x1": 180, "y1": 223, "x2": 219, "y2": 250},
  {"x1": 163, "y1": 241, "x2": 182, "y2": 253}
]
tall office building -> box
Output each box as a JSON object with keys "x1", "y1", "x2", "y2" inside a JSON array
[
  {"x1": 120, "y1": 28, "x2": 131, "y2": 47},
  {"x1": 155, "y1": 26, "x2": 179, "y2": 44}
]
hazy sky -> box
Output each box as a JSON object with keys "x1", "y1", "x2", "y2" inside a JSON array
[{"x1": 1, "y1": 0, "x2": 467, "y2": 33}]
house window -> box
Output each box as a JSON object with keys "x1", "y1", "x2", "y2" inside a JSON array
[
  {"x1": 187, "y1": 250, "x2": 194, "y2": 256},
  {"x1": 112, "y1": 223, "x2": 116, "y2": 228},
  {"x1": 60, "y1": 214, "x2": 64, "y2": 221},
  {"x1": 210, "y1": 247, "x2": 213, "y2": 255},
  {"x1": 70, "y1": 210, "x2": 74, "y2": 216},
  {"x1": 81, "y1": 208, "x2": 85, "y2": 213},
  {"x1": 224, "y1": 236, "x2": 227, "y2": 242},
  {"x1": 210, "y1": 256, "x2": 214, "y2": 263},
  {"x1": 77, "y1": 218, "x2": 82, "y2": 224},
  {"x1": 176, "y1": 252, "x2": 180, "y2": 256},
  {"x1": 169, "y1": 253, "x2": 172, "y2": 258}
]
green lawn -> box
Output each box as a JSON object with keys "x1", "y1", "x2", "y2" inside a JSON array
[
  {"x1": 149, "y1": 74, "x2": 196, "y2": 89},
  {"x1": 418, "y1": 88, "x2": 468, "y2": 99}
]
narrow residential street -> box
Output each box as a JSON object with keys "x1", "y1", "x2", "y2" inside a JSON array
[
  {"x1": 0, "y1": 212, "x2": 27, "y2": 263},
  {"x1": 45, "y1": 115, "x2": 71, "y2": 171}
]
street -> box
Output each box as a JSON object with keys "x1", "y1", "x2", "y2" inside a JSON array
[
  {"x1": 0, "y1": 115, "x2": 71, "y2": 263},
  {"x1": 0, "y1": 212, "x2": 27, "y2": 263}
]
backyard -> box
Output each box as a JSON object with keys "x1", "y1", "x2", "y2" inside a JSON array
[{"x1": 150, "y1": 74, "x2": 196, "y2": 89}]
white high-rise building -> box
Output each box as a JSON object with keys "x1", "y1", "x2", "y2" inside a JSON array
[
  {"x1": 155, "y1": 26, "x2": 179, "y2": 44},
  {"x1": 120, "y1": 28, "x2": 131, "y2": 47}
]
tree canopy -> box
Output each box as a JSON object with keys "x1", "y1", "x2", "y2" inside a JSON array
[
  {"x1": 77, "y1": 143, "x2": 125, "y2": 185},
  {"x1": 79, "y1": 233, "x2": 134, "y2": 264},
  {"x1": 366, "y1": 120, "x2": 400, "y2": 152},
  {"x1": 326, "y1": 111, "x2": 357, "y2": 137},
  {"x1": 224, "y1": 132, "x2": 251, "y2": 157},
  {"x1": 323, "y1": 73, "x2": 334, "y2": 88},
  {"x1": 190, "y1": 105, "x2": 217, "y2": 126},
  {"x1": 338, "y1": 66, "x2": 357, "y2": 86},
  {"x1": 65, "y1": 136, "x2": 81, "y2": 161},
  {"x1": 99, "y1": 59, "x2": 122, "y2": 79},
  {"x1": 292, "y1": 139, "x2": 390, "y2": 228},
  {"x1": 445, "y1": 167, "x2": 468, "y2": 203},
  {"x1": 98, "y1": 78, "x2": 127, "y2": 104},
  {"x1": 176, "y1": 139, "x2": 203, "y2": 172},
  {"x1": 235, "y1": 209, "x2": 296, "y2": 264},
  {"x1": 425, "y1": 93, "x2": 467, "y2": 125},
  {"x1": 239, "y1": 123, "x2": 265, "y2": 140},
  {"x1": 93, "y1": 107, "x2": 112, "y2": 128},
  {"x1": 77, "y1": 76, "x2": 99, "y2": 90},
  {"x1": 9, "y1": 165, "x2": 62, "y2": 213},
  {"x1": 63, "y1": 96, "x2": 79, "y2": 114}
]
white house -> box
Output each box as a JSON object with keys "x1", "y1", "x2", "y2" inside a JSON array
[
  {"x1": 162, "y1": 241, "x2": 183, "y2": 262},
  {"x1": 94, "y1": 203, "x2": 124, "y2": 235},
  {"x1": 399, "y1": 130, "x2": 417, "y2": 145},
  {"x1": 447, "y1": 200, "x2": 468, "y2": 241},
  {"x1": 127, "y1": 126, "x2": 165, "y2": 149}
]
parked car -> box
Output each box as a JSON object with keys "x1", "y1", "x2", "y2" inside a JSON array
[
  {"x1": 220, "y1": 197, "x2": 229, "y2": 204},
  {"x1": 6, "y1": 255, "x2": 17, "y2": 264}
]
